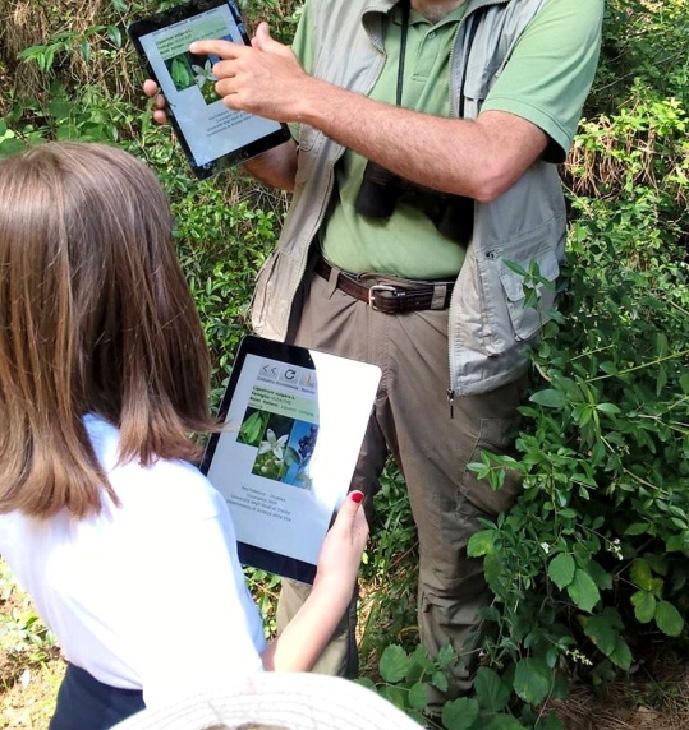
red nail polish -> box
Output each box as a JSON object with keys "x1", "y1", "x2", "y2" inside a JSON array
[{"x1": 351, "y1": 491, "x2": 364, "y2": 504}]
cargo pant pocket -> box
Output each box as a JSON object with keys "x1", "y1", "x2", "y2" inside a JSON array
[
  {"x1": 458, "y1": 416, "x2": 522, "y2": 516},
  {"x1": 419, "y1": 592, "x2": 486, "y2": 694}
]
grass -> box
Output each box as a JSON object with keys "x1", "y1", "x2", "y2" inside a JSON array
[{"x1": 0, "y1": 562, "x2": 62, "y2": 729}]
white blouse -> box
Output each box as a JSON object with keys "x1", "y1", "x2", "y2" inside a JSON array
[{"x1": 0, "y1": 415, "x2": 266, "y2": 708}]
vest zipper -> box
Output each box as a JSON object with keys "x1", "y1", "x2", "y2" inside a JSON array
[{"x1": 446, "y1": 12, "x2": 469, "y2": 417}]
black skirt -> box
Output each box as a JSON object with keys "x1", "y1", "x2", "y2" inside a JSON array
[{"x1": 50, "y1": 663, "x2": 145, "y2": 730}]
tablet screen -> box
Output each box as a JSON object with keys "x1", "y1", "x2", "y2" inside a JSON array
[
  {"x1": 137, "y1": 2, "x2": 283, "y2": 170},
  {"x1": 202, "y1": 337, "x2": 381, "y2": 582}
]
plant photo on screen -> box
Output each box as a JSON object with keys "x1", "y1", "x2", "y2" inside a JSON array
[
  {"x1": 164, "y1": 52, "x2": 196, "y2": 92},
  {"x1": 238, "y1": 406, "x2": 317, "y2": 490}
]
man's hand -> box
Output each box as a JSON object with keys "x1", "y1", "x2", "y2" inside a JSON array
[
  {"x1": 190, "y1": 23, "x2": 316, "y2": 123},
  {"x1": 142, "y1": 79, "x2": 168, "y2": 125},
  {"x1": 140, "y1": 53, "x2": 298, "y2": 191}
]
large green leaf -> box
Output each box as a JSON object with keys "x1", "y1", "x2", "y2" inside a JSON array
[
  {"x1": 467, "y1": 530, "x2": 495, "y2": 557},
  {"x1": 530, "y1": 389, "x2": 567, "y2": 408},
  {"x1": 474, "y1": 666, "x2": 510, "y2": 712},
  {"x1": 547, "y1": 553, "x2": 575, "y2": 589},
  {"x1": 596, "y1": 402, "x2": 621, "y2": 414},
  {"x1": 441, "y1": 697, "x2": 479, "y2": 730},
  {"x1": 630, "y1": 559, "x2": 655, "y2": 592},
  {"x1": 567, "y1": 569, "x2": 601, "y2": 613},
  {"x1": 513, "y1": 658, "x2": 551, "y2": 706},
  {"x1": 406, "y1": 645, "x2": 433, "y2": 683},
  {"x1": 631, "y1": 591, "x2": 656, "y2": 624},
  {"x1": 408, "y1": 682, "x2": 429, "y2": 710},
  {"x1": 582, "y1": 613, "x2": 618, "y2": 656},
  {"x1": 609, "y1": 636, "x2": 632, "y2": 671},
  {"x1": 655, "y1": 601, "x2": 685, "y2": 637},
  {"x1": 379, "y1": 644, "x2": 410, "y2": 684}
]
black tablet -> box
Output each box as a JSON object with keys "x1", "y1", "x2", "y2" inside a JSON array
[
  {"x1": 129, "y1": 0, "x2": 291, "y2": 178},
  {"x1": 202, "y1": 336, "x2": 381, "y2": 584}
]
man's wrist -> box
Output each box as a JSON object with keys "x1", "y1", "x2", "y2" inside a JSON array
[{"x1": 294, "y1": 76, "x2": 336, "y2": 127}]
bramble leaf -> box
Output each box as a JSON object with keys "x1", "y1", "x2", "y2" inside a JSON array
[
  {"x1": 441, "y1": 697, "x2": 479, "y2": 730},
  {"x1": 432, "y1": 671, "x2": 449, "y2": 692},
  {"x1": 582, "y1": 613, "x2": 617, "y2": 656},
  {"x1": 467, "y1": 530, "x2": 495, "y2": 557},
  {"x1": 631, "y1": 591, "x2": 656, "y2": 624},
  {"x1": 514, "y1": 658, "x2": 550, "y2": 705},
  {"x1": 408, "y1": 682, "x2": 429, "y2": 710},
  {"x1": 567, "y1": 569, "x2": 601, "y2": 613},
  {"x1": 379, "y1": 644, "x2": 409, "y2": 684},
  {"x1": 609, "y1": 637, "x2": 632, "y2": 671},
  {"x1": 548, "y1": 553, "x2": 575, "y2": 589},
  {"x1": 630, "y1": 559, "x2": 655, "y2": 592},
  {"x1": 655, "y1": 601, "x2": 684, "y2": 637},
  {"x1": 475, "y1": 666, "x2": 510, "y2": 712}
]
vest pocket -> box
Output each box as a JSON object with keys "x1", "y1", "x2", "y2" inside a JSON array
[
  {"x1": 475, "y1": 218, "x2": 561, "y2": 353},
  {"x1": 498, "y1": 248, "x2": 560, "y2": 342}
]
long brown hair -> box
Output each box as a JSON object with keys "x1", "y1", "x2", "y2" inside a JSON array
[{"x1": 0, "y1": 142, "x2": 214, "y2": 518}]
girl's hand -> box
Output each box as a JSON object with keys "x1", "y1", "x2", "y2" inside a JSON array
[
  {"x1": 314, "y1": 491, "x2": 368, "y2": 600},
  {"x1": 142, "y1": 79, "x2": 168, "y2": 125},
  {"x1": 263, "y1": 492, "x2": 368, "y2": 672}
]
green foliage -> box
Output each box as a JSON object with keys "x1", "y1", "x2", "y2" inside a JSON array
[
  {"x1": 359, "y1": 464, "x2": 417, "y2": 667},
  {"x1": 0, "y1": 562, "x2": 56, "y2": 668},
  {"x1": 363, "y1": 643, "x2": 459, "y2": 725},
  {"x1": 456, "y1": 55, "x2": 689, "y2": 729}
]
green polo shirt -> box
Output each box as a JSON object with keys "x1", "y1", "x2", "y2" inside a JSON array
[{"x1": 293, "y1": 0, "x2": 603, "y2": 279}]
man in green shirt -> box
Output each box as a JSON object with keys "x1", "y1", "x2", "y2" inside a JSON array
[{"x1": 147, "y1": 0, "x2": 603, "y2": 698}]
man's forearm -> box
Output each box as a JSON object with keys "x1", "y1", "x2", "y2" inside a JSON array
[
  {"x1": 242, "y1": 139, "x2": 298, "y2": 192},
  {"x1": 298, "y1": 79, "x2": 546, "y2": 203},
  {"x1": 195, "y1": 33, "x2": 547, "y2": 202}
]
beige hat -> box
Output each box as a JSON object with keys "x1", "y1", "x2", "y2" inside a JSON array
[{"x1": 113, "y1": 673, "x2": 423, "y2": 730}]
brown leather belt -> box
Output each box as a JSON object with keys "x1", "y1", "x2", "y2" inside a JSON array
[{"x1": 314, "y1": 257, "x2": 454, "y2": 314}]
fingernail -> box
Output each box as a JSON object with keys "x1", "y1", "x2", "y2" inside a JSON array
[
  {"x1": 189, "y1": 42, "x2": 199, "y2": 52},
  {"x1": 351, "y1": 491, "x2": 364, "y2": 504}
]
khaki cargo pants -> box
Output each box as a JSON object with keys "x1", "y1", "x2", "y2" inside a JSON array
[{"x1": 277, "y1": 268, "x2": 527, "y2": 696}]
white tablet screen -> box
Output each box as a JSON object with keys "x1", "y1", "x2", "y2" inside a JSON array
[
  {"x1": 138, "y1": 3, "x2": 282, "y2": 168},
  {"x1": 206, "y1": 350, "x2": 381, "y2": 567}
]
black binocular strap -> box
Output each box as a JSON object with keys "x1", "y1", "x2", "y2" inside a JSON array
[
  {"x1": 396, "y1": 0, "x2": 411, "y2": 107},
  {"x1": 458, "y1": 10, "x2": 482, "y2": 119}
]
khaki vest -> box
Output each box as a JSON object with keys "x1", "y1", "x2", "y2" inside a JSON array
[{"x1": 251, "y1": 0, "x2": 566, "y2": 396}]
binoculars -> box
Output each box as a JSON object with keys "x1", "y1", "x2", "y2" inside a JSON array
[{"x1": 354, "y1": 160, "x2": 474, "y2": 246}]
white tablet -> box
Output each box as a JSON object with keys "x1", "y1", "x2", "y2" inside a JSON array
[{"x1": 202, "y1": 336, "x2": 381, "y2": 583}]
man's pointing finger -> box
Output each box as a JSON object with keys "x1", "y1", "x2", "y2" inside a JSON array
[{"x1": 188, "y1": 40, "x2": 246, "y2": 58}]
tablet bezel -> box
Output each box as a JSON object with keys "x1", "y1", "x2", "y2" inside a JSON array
[
  {"x1": 201, "y1": 335, "x2": 322, "y2": 585},
  {"x1": 128, "y1": 0, "x2": 291, "y2": 179}
]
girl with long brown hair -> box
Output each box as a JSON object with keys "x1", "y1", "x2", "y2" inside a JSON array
[{"x1": 0, "y1": 142, "x2": 367, "y2": 730}]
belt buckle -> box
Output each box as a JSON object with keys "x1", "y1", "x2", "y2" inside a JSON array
[{"x1": 368, "y1": 284, "x2": 397, "y2": 310}]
